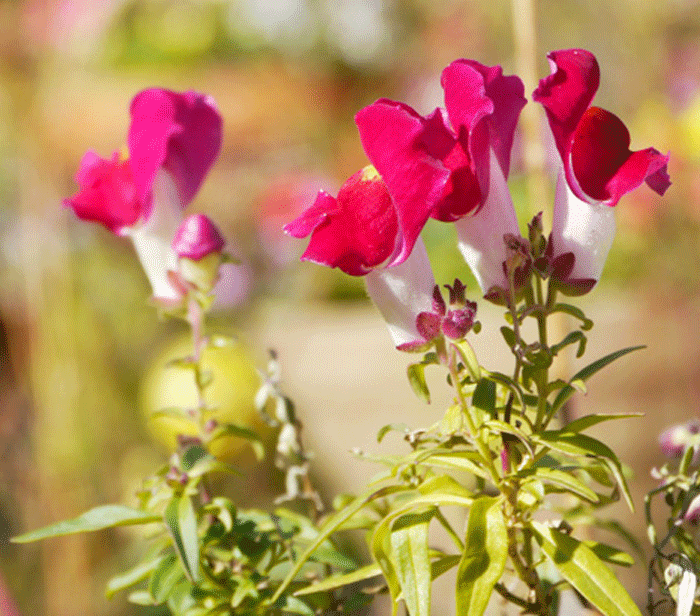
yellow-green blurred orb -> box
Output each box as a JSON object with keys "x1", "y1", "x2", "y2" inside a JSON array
[{"x1": 139, "y1": 334, "x2": 264, "y2": 459}]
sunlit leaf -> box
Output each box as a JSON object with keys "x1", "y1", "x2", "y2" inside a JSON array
[
  {"x1": 294, "y1": 563, "x2": 383, "y2": 596},
  {"x1": 407, "y1": 363, "x2": 431, "y2": 404},
  {"x1": 12, "y1": 505, "x2": 161, "y2": 543},
  {"x1": 456, "y1": 497, "x2": 507, "y2": 616},
  {"x1": 106, "y1": 555, "x2": 164, "y2": 599},
  {"x1": 532, "y1": 522, "x2": 642, "y2": 616},
  {"x1": 164, "y1": 496, "x2": 200, "y2": 583},
  {"x1": 149, "y1": 554, "x2": 182, "y2": 603},
  {"x1": 563, "y1": 413, "x2": 644, "y2": 434},
  {"x1": 391, "y1": 510, "x2": 434, "y2": 616}
]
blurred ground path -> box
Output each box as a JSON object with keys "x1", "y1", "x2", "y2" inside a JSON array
[{"x1": 254, "y1": 288, "x2": 700, "y2": 612}]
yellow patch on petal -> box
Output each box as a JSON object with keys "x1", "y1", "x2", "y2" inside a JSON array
[
  {"x1": 118, "y1": 145, "x2": 130, "y2": 162},
  {"x1": 360, "y1": 165, "x2": 381, "y2": 182}
]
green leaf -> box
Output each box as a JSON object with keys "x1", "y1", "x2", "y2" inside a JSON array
[
  {"x1": 582, "y1": 540, "x2": 634, "y2": 567},
  {"x1": 282, "y1": 596, "x2": 315, "y2": 615},
  {"x1": 526, "y1": 467, "x2": 598, "y2": 503},
  {"x1": 499, "y1": 326, "x2": 516, "y2": 349},
  {"x1": 407, "y1": 363, "x2": 431, "y2": 404},
  {"x1": 550, "y1": 346, "x2": 645, "y2": 415},
  {"x1": 549, "y1": 303, "x2": 593, "y2": 330},
  {"x1": 456, "y1": 497, "x2": 507, "y2": 616},
  {"x1": 550, "y1": 330, "x2": 587, "y2": 358},
  {"x1": 106, "y1": 555, "x2": 164, "y2": 599},
  {"x1": 481, "y1": 370, "x2": 524, "y2": 412},
  {"x1": 11, "y1": 505, "x2": 161, "y2": 543},
  {"x1": 472, "y1": 379, "x2": 496, "y2": 414},
  {"x1": 270, "y1": 484, "x2": 407, "y2": 604},
  {"x1": 563, "y1": 413, "x2": 644, "y2": 434},
  {"x1": 128, "y1": 590, "x2": 157, "y2": 606},
  {"x1": 391, "y1": 510, "x2": 434, "y2": 616},
  {"x1": 421, "y1": 451, "x2": 489, "y2": 480},
  {"x1": 164, "y1": 496, "x2": 200, "y2": 583},
  {"x1": 181, "y1": 444, "x2": 212, "y2": 471},
  {"x1": 149, "y1": 554, "x2": 182, "y2": 604},
  {"x1": 207, "y1": 424, "x2": 265, "y2": 460},
  {"x1": 377, "y1": 423, "x2": 412, "y2": 443},
  {"x1": 535, "y1": 431, "x2": 634, "y2": 511},
  {"x1": 532, "y1": 522, "x2": 642, "y2": 616},
  {"x1": 452, "y1": 339, "x2": 481, "y2": 381},
  {"x1": 294, "y1": 563, "x2": 383, "y2": 596}
]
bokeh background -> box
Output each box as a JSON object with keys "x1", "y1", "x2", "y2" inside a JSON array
[{"x1": 0, "y1": 0, "x2": 698, "y2": 613}]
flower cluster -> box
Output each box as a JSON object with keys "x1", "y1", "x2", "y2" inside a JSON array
[
  {"x1": 64, "y1": 88, "x2": 227, "y2": 303},
  {"x1": 286, "y1": 48, "x2": 670, "y2": 344}
]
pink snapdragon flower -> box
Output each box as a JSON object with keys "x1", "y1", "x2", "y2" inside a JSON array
[
  {"x1": 285, "y1": 104, "x2": 452, "y2": 347},
  {"x1": 64, "y1": 88, "x2": 222, "y2": 299},
  {"x1": 533, "y1": 49, "x2": 671, "y2": 290},
  {"x1": 362, "y1": 61, "x2": 527, "y2": 295}
]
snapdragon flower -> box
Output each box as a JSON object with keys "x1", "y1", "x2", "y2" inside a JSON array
[
  {"x1": 284, "y1": 104, "x2": 451, "y2": 347},
  {"x1": 64, "y1": 88, "x2": 222, "y2": 299},
  {"x1": 533, "y1": 49, "x2": 671, "y2": 291}
]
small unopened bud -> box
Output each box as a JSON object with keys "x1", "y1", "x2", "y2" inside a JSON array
[
  {"x1": 685, "y1": 493, "x2": 700, "y2": 525},
  {"x1": 173, "y1": 214, "x2": 227, "y2": 292}
]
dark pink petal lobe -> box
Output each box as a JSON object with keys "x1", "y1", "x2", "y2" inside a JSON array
[
  {"x1": 457, "y1": 60, "x2": 527, "y2": 177},
  {"x1": 356, "y1": 101, "x2": 450, "y2": 266},
  {"x1": 172, "y1": 214, "x2": 226, "y2": 260},
  {"x1": 533, "y1": 49, "x2": 600, "y2": 165},
  {"x1": 285, "y1": 170, "x2": 398, "y2": 276},
  {"x1": 283, "y1": 190, "x2": 338, "y2": 238},
  {"x1": 571, "y1": 107, "x2": 671, "y2": 204},
  {"x1": 64, "y1": 151, "x2": 141, "y2": 234},
  {"x1": 416, "y1": 311, "x2": 442, "y2": 341},
  {"x1": 128, "y1": 89, "x2": 222, "y2": 209}
]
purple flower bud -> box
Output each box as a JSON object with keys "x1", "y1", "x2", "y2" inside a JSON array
[{"x1": 172, "y1": 214, "x2": 226, "y2": 261}]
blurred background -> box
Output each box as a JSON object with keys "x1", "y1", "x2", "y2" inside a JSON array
[{"x1": 0, "y1": 0, "x2": 697, "y2": 613}]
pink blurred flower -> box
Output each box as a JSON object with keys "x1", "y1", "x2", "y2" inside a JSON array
[
  {"x1": 533, "y1": 49, "x2": 670, "y2": 291},
  {"x1": 172, "y1": 214, "x2": 226, "y2": 261},
  {"x1": 64, "y1": 89, "x2": 222, "y2": 299}
]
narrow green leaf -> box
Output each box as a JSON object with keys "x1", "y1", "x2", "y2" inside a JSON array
[
  {"x1": 377, "y1": 423, "x2": 411, "y2": 443},
  {"x1": 549, "y1": 303, "x2": 593, "y2": 330},
  {"x1": 371, "y1": 514, "x2": 402, "y2": 616},
  {"x1": 481, "y1": 370, "x2": 524, "y2": 412},
  {"x1": 563, "y1": 413, "x2": 644, "y2": 434},
  {"x1": 407, "y1": 363, "x2": 431, "y2": 404},
  {"x1": 452, "y1": 339, "x2": 481, "y2": 381},
  {"x1": 550, "y1": 346, "x2": 645, "y2": 415},
  {"x1": 534, "y1": 432, "x2": 634, "y2": 511},
  {"x1": 456, "y1": 497, "x2": 507, "y2": 616},
  {"x1": 149, "y1": 554, "x2": 182, "y2": 603},
  {"x1": 430, "y1": 554, "x2": 461, "y2": 580},
  {"x1": 106, "y1": 555, "x2": 164, "y2": 599},
  {"x1": 270, "y1": 484, "x2": 407, "y2": 604},
  {"x1": 527, "y1": 467, "x2": 598, "y2": 503},
  {"x1": 550, "y1": 330, "x2": 587, "y2": 358},
  {"x1": 12, "y1": 505, "x2": 161, "y2": 543},
  {"x1": 128, "y1": 590, "x2": 157, "y2": 606},
  {"x1": 499, "y1": 326, "x2": 516, "y2": 349},
  {"x1": 282, "y1": 596, "x2": 315, "y2": 615},
  {"x1": 582, "y1": 540, "x2": 634, "y2": 567},
  {"x1": 390, "y1": 510, "x2": 434, "y2": 616},
  {"x1": 472, "y1": 379, "x2": 496, "y2": 414},
  {"x1": 422, "y1": 451, "x2": 489, "y2": 480},
  {"x1": 294, "y1": 563, "x2": 383, "y2": 596},
  {"x1": 532, "y1": 522, "x2": 642, "y2": 616},
  {"x1": 164, "y1": 496, "x2": 200, "y2": 583},
  {"x1": 207, "y1": 424, "x2": 265, "y2": 460}
]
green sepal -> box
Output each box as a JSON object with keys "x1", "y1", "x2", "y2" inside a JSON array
[
  {"x1": 11, "y1": 505, "x2": 161, "y2": 543},
  {"x1": 532, "y1": 522, "x2": 642, "y2": 616},
  {"x1": 456, "y1": 497, "x2": 507, "y2": 616}
]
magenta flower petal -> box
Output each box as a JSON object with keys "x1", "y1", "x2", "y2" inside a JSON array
[
  {"x1": 571, "y1": 107, "x2": 671, "y2": 205},
  {"x1": 284, "y1": 168, "x2": 398, "y2": 276},
  {"x1": 355, "y1": 100, "x2": 451, "y2": 266},
  {"x1": 128, "y1": 89, "x2": 222, "y2": 211},
  {"x1": 533, "y1": 49, "x2": 599, "y2": 170},
  {"x1": 64, "y1": 151, "x2": 141, "y2": 235},
  {"x1": 172, "y1": 214, "x2": 226, "y2": 260}
]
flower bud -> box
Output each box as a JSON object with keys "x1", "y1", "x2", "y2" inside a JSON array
[{"x1": 173, "y1": 214, "x2": 227, "y2": 292}]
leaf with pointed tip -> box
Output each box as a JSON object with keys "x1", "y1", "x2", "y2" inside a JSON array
[
  {"x1": 391, "y1": 510, "x2": 434, "y2": 616},
  {"x1": 407, "y1": 363, "x2": 431, "y2": 404},
  {"x1": 164, "y1": 496, "x2": 200, "y2": 582},
  {"x1": 551, "y1": 346, "x2": 645, "y2": 415},
  {"x1": 456, "y1": 497, "x2": 507, "y2": 616},
  {"x1": 106, "y1": 555, "x2": 164, "y2": 599},
  {"x1": 12, "y1": 505, "x2": 161, "y2": 543},
  {"x1": 532, "y1": 522, "x2": 642, "y2": 616}
]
